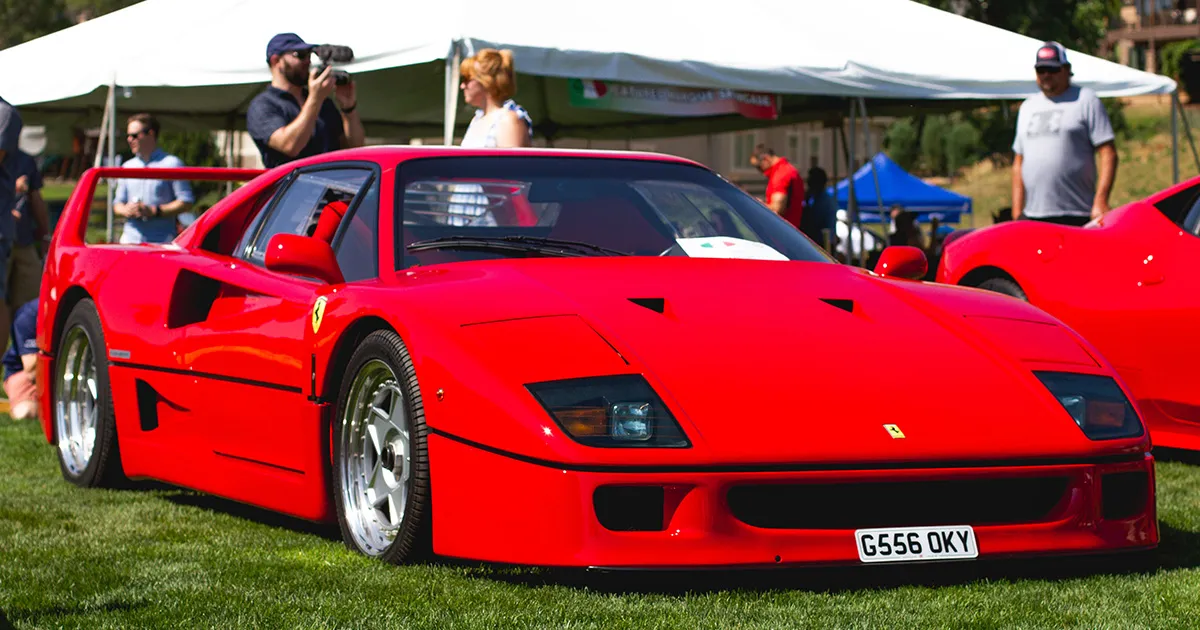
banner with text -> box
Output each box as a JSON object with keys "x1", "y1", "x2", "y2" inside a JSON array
[{"x1": 568, "y1": 79, "x2": 778, "y2": 120}]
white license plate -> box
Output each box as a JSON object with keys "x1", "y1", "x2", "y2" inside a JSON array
[{"x1": 855, "y1": 525, "x2": 978, "y2": 563}]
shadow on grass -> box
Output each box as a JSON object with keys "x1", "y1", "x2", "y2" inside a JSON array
[
  {"x1": 448, "y1": 522, "x2": 1200, "y2": 596},
  {"x1": 155, "y1": 487, "x2": 341, "y2": 543},
  {"x1": 1153, "y1": 447, "x2": 1200, "y2": 467},
  {"x1": 2, "y1": 598, "x2": 148, "y2": 627}
]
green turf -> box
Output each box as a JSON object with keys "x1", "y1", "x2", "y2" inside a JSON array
[{"x1": 1, "y1": 416, "x2": 1199, "y2": 629}]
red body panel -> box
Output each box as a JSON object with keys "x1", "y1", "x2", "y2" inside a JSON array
[
  {"x1": 938, "y1": 181, "x2": 1200, "y2": 452},
  {"x1": 38, "y1": 149, "x2": 1157, "y2": 568}
]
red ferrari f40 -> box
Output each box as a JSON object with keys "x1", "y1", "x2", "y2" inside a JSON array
[{"x1": 38, "y1": 146, "x2": 1156, "y2": 569}]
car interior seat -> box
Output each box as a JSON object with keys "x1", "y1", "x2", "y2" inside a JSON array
[
  {"x1": 547, "y1": 197, "x2": 674, "y2": 255},
  {"x1": 313, "y1": 200, "x2": 350, "y2": 244}
]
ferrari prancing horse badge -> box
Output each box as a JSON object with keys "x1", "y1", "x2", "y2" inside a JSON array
[
  {"x1": 312, "y1": 296, "x2": 328, "y2": 334},
  {"x1": 884, "y1": 424, "x2": 905, "y2": 439}
]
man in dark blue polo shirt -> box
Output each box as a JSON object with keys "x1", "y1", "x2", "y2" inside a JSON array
[{"x1": 247, "y1": 33, "x2": 365, "y2": 169}]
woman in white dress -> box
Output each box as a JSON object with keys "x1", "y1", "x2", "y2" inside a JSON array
[
  {"x1": 446, "y1": 48, "x2": 534, "y2": 226},
  {"x1": 459, "y1": 48, "x2": 533, "y2": 148}
]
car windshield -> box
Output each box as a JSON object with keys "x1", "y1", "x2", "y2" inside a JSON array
[{"x1": 397, "y1": 156, "x2": 833, "y2": 269}]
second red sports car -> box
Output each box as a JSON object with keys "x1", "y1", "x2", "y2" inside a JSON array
[
  {"x1": 37, "y1": 146, "x2": 1156, "y2": 569},
  {"x1": 938, "y1": 175, "x2": 1200, "y2": 452}
]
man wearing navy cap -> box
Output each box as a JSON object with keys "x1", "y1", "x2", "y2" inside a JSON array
[
  {"x1": 1011, "y1": 41, "x2": 1118, "y2": 226},
  {"x1": 246, "y1": 33, "x2": 365, "y2": 169}
]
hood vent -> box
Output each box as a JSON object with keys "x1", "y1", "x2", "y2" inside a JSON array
[
  {"x1": 820, "y1": 298, "x2": 855, "y2": 313},
  {"x1": 628, "y1": 297, "x2": 666, "y2": 314}
]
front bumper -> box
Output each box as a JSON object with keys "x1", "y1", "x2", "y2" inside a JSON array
[{"x1": 429, "y1": 433, "x2": 1157, "y2": 568}]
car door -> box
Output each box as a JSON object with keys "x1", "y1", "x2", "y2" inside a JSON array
[
  {"x1": 1131, "y1": 197, "x2": 1200, "y2": 429},
  {"x1": 162, "y1": 164, "x2": 379, "y2": 475}
]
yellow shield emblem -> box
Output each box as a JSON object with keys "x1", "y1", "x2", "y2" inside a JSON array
[
  {"x1": 311, "y1": 296, "x2": 328, "y2": 334},
  {"x1": 884, "y1": 424, "x2": 905, "y2": 439}
]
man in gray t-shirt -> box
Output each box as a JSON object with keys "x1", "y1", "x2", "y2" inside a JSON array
[{"x1": 1012, "y1": 41, "x2": 1117, "y2": 226}]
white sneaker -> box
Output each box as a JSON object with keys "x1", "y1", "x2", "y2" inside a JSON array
[{"x1": 12, "y1": 401, "x2": 37, "y2": 420}]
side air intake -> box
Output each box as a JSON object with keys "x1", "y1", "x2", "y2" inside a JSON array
[
  {"x1": 819, "y1": 298, "x2": 855, "y2": 313},
  {"x1": 628, "y1": 298, "x2": 666, "y2": 314}
]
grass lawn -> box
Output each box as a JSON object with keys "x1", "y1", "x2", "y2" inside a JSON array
[{"x1": 2, "y1": 415, "x2": 1199, "y2": 629}]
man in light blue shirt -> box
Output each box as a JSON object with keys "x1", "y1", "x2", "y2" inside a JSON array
[{"x1": 112, "y1": 113, "x2": 194, "y2": 243}]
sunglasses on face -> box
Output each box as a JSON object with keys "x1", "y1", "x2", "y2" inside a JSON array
[
  {"x1": 1035, "y1": 66, "x2": 1062, "y2": 75},
  {"x1": 126, "y1": 130, "x2": 147, "y2": 139}
]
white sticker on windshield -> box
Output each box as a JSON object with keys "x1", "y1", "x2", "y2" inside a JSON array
[{"x1": 675, "y1": 237, "x2": 789, "y2": 261}]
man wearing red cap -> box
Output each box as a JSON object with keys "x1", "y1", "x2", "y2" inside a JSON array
[{"x1": 1011, "y1": 41, "x2": 1118, "y2": 226}]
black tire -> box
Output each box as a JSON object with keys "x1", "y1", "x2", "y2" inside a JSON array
[
  {"x1": 331, "y1": 330, "x2": 431, "y2": 564},
  {"x1": 53, "y1": 298, "x2": 126, "y2": 488},
  {"x1": 976, "y1": 277, "x2": 1027, "y2": 301}
]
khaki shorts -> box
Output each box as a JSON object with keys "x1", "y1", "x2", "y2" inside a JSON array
[{"x1": 6, "y1": 244, "x2": 43, "y2": 310}]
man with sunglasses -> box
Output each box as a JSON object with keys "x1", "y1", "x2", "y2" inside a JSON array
[
  {"x1": 1011, "y1": 41, "x2": 1117, "y2": 226},
  {"x1": 112, "y1": 113, "x2": 195, "y2": 244},
  {"x1": 247, "y1": 33, "x2": 364, "y2": 169}
]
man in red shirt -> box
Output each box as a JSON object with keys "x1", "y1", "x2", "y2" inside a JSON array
[{"x1": 750, "y1": 144, "x2": 805, "y2": 230}]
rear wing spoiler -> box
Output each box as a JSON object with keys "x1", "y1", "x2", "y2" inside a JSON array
[{"x1": 56, "y1": 166, "x2": 266, "y2": 247}]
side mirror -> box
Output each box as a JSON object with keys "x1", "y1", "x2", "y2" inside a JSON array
[
  {"x1": 873, "y1": 245, "x2": 928, "y2": 280},
  {"x1": 265, "y1": 233, "x2": 345, "y2": 285}
]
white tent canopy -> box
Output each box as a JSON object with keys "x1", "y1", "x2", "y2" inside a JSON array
[{"x1": 0, "y1": 0, "x2": 1177, "y2": 141}]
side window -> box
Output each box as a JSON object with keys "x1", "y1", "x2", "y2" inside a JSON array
[
  {"x1": 333, "y1": 182, "x2": 379, "y2": 282},
  {"x1": 240, "y1": 168, "x2": 372, "y2": 267},
  {"x1": 229, "y1": 184, "x2": 282, "y2": 258},
  {"x1": 1153, "y1": 181, "x2": 1200, "y2": 227}
]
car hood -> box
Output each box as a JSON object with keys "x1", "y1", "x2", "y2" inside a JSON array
[{"x1": 400, "y1": 258, "x2": 1137, "y2": 464}]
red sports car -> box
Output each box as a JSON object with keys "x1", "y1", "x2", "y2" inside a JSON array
[
  {"x1": 937, "y1": 176, "x2": 1200, "y2": 453},
  {"x1": 38, "y1": 147, "x2": 1156, "y2": 569}
]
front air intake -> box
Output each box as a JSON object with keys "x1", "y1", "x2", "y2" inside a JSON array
[{"x1": 593, "y1": 485, "x2": 665, "y2": 531}]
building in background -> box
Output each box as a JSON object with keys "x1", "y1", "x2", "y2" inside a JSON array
[{"x1": 1107, "y1": 0, "x2": 1199, "y2": 73}]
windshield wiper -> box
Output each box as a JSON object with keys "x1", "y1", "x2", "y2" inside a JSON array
[
  {"x1": 496, "y1": 236, "x2": 631, "y2": 256},
  {"x1": 406, "y1": 236, "x2": 588, "y2": 257},
  {"x1": 406, "y1": 235, "x2": 630, "y2": 257}
]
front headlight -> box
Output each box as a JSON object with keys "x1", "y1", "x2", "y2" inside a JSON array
[
  {"x1": 526, "y1": 374, "x2": 690, "y2": 448},
  {"x1": 1034, "y1": 371, "x2": 1144, "y2": 440}
]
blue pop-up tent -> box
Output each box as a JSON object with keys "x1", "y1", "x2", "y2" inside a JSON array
[{"x1": 831, "y1": 152, "x2": 973, "y2": 224}]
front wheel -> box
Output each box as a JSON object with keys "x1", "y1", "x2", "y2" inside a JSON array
[
  {"x1": 53, "y1": 298, "x2": 126, "y2": 488},
  {"x1": 332, "y1": 330, "x2": 431, "y2": 563}
]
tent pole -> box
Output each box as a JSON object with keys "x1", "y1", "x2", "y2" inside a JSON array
[
  {"x1": 225, "y1": 122, "x2": 236, "y2": 196},
  {"x1": 1174, "y1": 89, "x2": 1200, "y2": 174},
  {"x1": 93, "y1": 96, "x2": 110, "y2": 170},
  {"x1": 858, "y1": 98, "x2": 885, "y2": 240},
  {"x1": 106, "y1": 76, "x2": 117, "y2": 244},
  {"x1": 848, "y1": 99, "x2": 861, "y2": 266},
  {"x1": 831, "y1": 122, "x2": 839, "y2": 258},
  {"x1": 443, "y1": 41, "x2": 462, "y2": 146},
  {"x1": 838, "y1": 124, "x2": 853, "y2": 262},
  {"x1": 1172, "y1": 88, "x2": 1180, "y2": 184}
]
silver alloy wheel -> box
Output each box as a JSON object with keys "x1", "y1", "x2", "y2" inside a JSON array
[
  {"x1": 55, "y1": 325, "x2": 98, "y2": 477},
  {"x1": 339, "y1": 359, "x2": 411, "y2": 556}
]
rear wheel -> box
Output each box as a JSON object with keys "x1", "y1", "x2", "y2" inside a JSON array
[
  {"x1": 332, "y1": 330, "x2": 431, "y2": 563},
  {"x1": 976, "y1": 277, "x2": 1027, "y2": 301},
  {"x1": 53, "y1": 298, "x2": 126, "y2": 488}
]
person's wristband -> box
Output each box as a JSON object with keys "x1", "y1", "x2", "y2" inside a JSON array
[{"x1": 342, "y1": 102, "x2": 357, "y2": 114}]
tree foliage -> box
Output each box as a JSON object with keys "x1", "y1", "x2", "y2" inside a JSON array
[
  {"x1": 915, "y1": 0, "x2": 1122, "y2": 56},
  {"x1": 0, "y1": 0, "x2": 143, "y2": 50}
]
